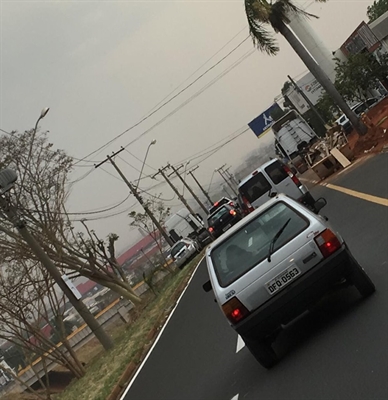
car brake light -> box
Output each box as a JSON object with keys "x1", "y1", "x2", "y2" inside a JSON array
[
  {"x1": 283, "y1": 164, "x2": 301, "y2": 186},
  {"x1": 229, "y1": 201, "x2": 235, "y2": 206},
  {"x1": 229, "y1": 209, "x2": 237, "y2": 216},
  {"x1": 214, "y1": 201, "x2": 219, "y2": 207},
  {"x1": 242, "y1": 196, "x2": 254, "y2": 214},
  {"x1": 314, "y1": 229, "x2": 342, "y2": 258},
  {"x1": 222, "y1": 297, "x2": 250, "y2": 324},
  {"x1": 208, "y1": 227, "x2": 214, "y2": 233}
]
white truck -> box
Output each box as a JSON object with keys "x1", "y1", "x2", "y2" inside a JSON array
[
  {"x1": 272, "y1": 110, "x2": 317, "y2": 159},
  {"x1": 165, "y1": 209, "x2": 212, "y2": 249}
]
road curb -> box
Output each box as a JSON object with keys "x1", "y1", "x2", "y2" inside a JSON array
[{"x1": 106, "y1": 258, "x2": 202, "y2": 400}]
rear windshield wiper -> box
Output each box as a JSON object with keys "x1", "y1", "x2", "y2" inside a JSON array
[{"x1": 267, "y1": 218, "x2": 291, "y2": 262}]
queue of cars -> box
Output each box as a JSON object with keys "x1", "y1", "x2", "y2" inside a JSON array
[
  {"x1": 203, "y1": 194, "x2": 375, "y2": 369},
  {"x1": 199, "y1": 157, "x2": 376, "y2": 369}
]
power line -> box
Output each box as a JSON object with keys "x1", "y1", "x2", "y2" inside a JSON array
[
  {"x1": 66, "y1": 46, "x2": 255, "y2": 187},
  {"x1": 73, "y1": 35, "x2": 251, "y2": 165},
  {"x1": 147, "y1": 26, "x2": 247, "y2": 114},
  {"x1": 123, "y1": 48, "x2": 255, "y2": 148}
]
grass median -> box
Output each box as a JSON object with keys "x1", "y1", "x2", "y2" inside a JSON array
[{"x1": 54, "y1": 253, "x2": 203, "y2": 400}]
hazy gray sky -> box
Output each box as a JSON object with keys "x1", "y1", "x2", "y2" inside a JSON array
[{"x1": 0, "y1": 0, "x2": 371, "y2": 252}]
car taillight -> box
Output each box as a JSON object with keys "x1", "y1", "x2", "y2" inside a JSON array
[
  {"x1": 213, "y1": 201, "x2": 219, "y2": 207},
  {"x1": 314, "y1": 229, "x2": 342, "y2": 258},
  {"x1": 283, "y1": 164, "x2": 301, "y2": 186},
  {"x1": 242, "y1": 196, "x2": 254, "y2": 214},
  {"x1": 208, "y1": 227, "x2": 214, "y2": 233},
  {"x1": 229, "y1": 209, "x2": 237, "y2": 216},
  {"x1": 229, "y1": 201, "x2": 235, "y2": 207},
  {"x1": 222, "y1": 297, "x2": 250, "y2": 324}
]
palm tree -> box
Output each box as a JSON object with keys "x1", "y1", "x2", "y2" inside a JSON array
[{"x1": 245, "y1": 0, "x2": 367, "y2": 134}]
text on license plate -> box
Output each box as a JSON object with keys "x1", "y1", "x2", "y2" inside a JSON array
[
  {"x1": 265, "y1": 266, "x2": 301, "y2": 295},
  {"x1": 223, "y1": 224, "x2": 232, "y2": 232}
]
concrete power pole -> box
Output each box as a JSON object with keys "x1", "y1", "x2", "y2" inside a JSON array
[
  {"x1": 188, "y1": 166, "x2": 213, "y2": 205},
  {"x1": 0, "y1": 187, "x2": 114, "y2": 351},
  {"x1": 217, "y1": 166, "x2": 238, "y2": 197},
  {"x1": 95, "y1": 149, "x2": 174, "y2": 247},
  {"x1": 155, "y1": 167, "x2": 197, "y2": 217},
  {"x1": 169, "y1": 164, "x2": 208, "y2": 214}
]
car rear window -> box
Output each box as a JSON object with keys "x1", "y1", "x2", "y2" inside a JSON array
[
  {"x1": 210, "y1": 202, "x2": 309, "y2": 287},
  {"x1": 207, "y1": 206, "x2": 229, "y2": 226},
  {"x1": 171, "y1": 242, "x2": 186, "y2": 257},
  {"x1": 239, "y1": 172, "x2": 271, "y2": 203},
  {"x1": 208, "y1": 198, "x2": 229, "y2": 215},
  {"x1": 354, "y1": 104, "x2": 367, "y2": 115},
  {"x1": 264, "y1": 161, "x2": 288, "y2": 184}
]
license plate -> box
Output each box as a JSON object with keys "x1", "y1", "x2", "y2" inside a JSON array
[
  {"x1": 223, "y1": 224, "x2": 232, "y2": 232},
  {"x1": 265, "y1": 266, "x2": 301, "y2": 295}
]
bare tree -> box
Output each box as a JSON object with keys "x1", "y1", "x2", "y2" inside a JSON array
[
  {"x1": 0, "y1": 129, "x2": 141, "y2": 303},
  {"x1": 0, "y1": 260, "x2": 87, "y2": 399},
  {"x1": 129, "y1": 196, "x2": 173, "y2": 275}
]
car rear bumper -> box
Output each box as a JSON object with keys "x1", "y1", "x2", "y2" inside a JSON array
[{"x1": 234, "y1": 245, "x2": 353, "y2": 339}]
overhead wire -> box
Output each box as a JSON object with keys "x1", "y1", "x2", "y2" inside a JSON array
[
  {"x1": 66, "y1": 47, "x2": 254, "y2": 188},
  {"x1": 123, "y1": 47, "x2": 255, "y2": 148},
  {"x1": 72, "y1": 35, "x2": 251, "y2": 166}
]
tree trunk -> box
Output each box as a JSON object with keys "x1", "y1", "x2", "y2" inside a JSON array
[{"x1": 277, "y1": 20, "x2": 367, "y2": 135}]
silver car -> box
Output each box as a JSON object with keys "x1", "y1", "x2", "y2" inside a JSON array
[
  {"x1": 203, "y1": 194, "x2": 375, "y2": 368},
  {"x1": 171, "y1": 238, "x2": 199, "y2": 269}
]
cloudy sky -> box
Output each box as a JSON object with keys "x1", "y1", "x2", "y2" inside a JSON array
[{"x1": 0, "y1": 0, "x2": 371, "y2": 252}]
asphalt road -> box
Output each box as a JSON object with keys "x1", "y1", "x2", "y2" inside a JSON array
[{"x1": 122, "y1": 154, "x2": 388, "y2": 400}]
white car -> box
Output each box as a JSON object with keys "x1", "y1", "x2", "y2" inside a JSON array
[
  {"x1": 335, "y1": 98, "x2": 379, "y2": 133},
  {"x1": 170, "y1": 238, "x2": 199, "y2": 269},
  {"x1": 203, "y1": 194, "x2": 375, "y2": 368}
]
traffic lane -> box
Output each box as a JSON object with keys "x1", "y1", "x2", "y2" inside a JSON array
[
  {"x1": 124, "y1": 173, "x2": 387, "y2": 400},
  {"x1": 324, "y1": 153, "x2": 388, "y2": 199},
  {"x1": 123, "y1": 258, "x2": 239, "y2": 400},
  {"x1": 221, "y1": 185, "x2": 388, "y2": 400}
]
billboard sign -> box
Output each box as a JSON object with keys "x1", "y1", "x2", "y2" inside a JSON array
[
  {"x1": 248, "y1": 103, "x2": 282, "y2": 138},
  {"x1": 285, "y1": 72, "x2": 325, "y2": 114}
]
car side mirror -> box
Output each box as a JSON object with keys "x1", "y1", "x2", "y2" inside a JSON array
[
  {"x1": 202, "y1": 280, "x2": 212, "y2": 292},
  {"x1": 314, "y1": 198, "x2": 327, "y2": 213}
]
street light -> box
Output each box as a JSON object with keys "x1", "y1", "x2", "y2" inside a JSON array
[
  {"x1": 34, "y1": 107, "x2": 50, "y2": 135},
  {"x1": 22, "y1": 107, "x2": 50, "y2": 187},
  {"x1": 0, "y1": 168, "x2": 114, "y2": 350},
  {"x1": 135, "y1": 139, "x2": 156, "y2": 190}
]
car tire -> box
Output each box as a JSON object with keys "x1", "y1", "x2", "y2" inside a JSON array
[
  {"x1": 349, "y1": 260, "x2": 376, "y2": 297},
  {"x1": 241, "y1": 335, "x2": 278, "y2": 369}
]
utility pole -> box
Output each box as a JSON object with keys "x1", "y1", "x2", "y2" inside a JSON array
[
  {"x1": 169, "y1": 164, "x2": 208, "y2": 213},
  {"x1": 155, "y1": 167, "x2": 197, "y2": 217},
  {"x1": 188, "y1": 166, "x2": 213, "y2": 205},
  {"x1": 223, "y1": 166, "x2": 239, "y2": 186},
  {"x1": 216, "y1": 166, "x2": 238, "y2": 197},
  {"x1": 95, "y1": 149, "x2": 173, "y2": 247},
  {"x1": 287, "y1": 74, "x2": 327, "y2": 128},
  {"x1": 0, "y1": 193, "x2": 114, "y2": 351}
]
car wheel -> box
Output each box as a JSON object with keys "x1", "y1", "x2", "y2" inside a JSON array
[
  {"x1": 241, "y1": 335, "x2": 278, "y2": 369},
  {"x1": 349, "y1": 260, "x2": 375, "y2": 297}
]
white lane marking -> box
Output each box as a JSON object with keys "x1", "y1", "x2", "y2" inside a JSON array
[
  {"x1": 236, "y1": 335, "x2": 245, "y2": 353},
  {"x1": 120, "y1": 256, "x2": 205, "y2": 399},
  {"x1": 231, "y1": 394, "x2": 239, "y2": 400}
]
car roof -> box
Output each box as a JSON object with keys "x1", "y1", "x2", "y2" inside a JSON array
[
  {"x1": 207, "y1": 204, "x2": 231, "y2": 219},
  {"x1": 206, "y1": 194, "x2": 303, "y2": 251},
  {"x1": 171, "y1": 238, "x2": 192, "y2": 247},
  {"x1": 238, "y1": 158, "x2": 278, "y2": 188}
]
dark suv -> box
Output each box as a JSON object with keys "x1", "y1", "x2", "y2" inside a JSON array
[{"x1": 207, "y1": 204, "x2": 242, "y2": 239}]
